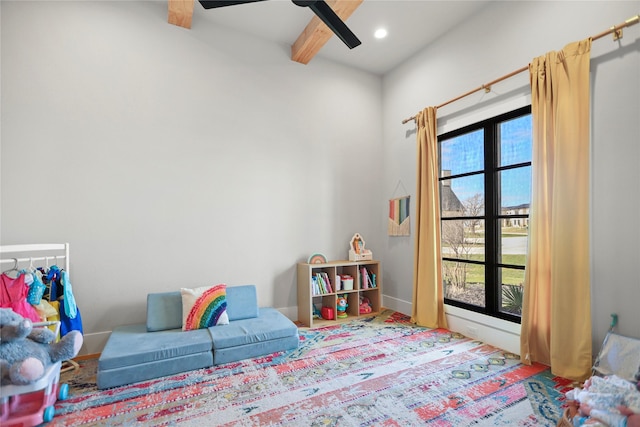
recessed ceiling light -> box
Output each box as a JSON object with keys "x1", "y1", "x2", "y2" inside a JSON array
[{"x1": 374, "y1": 28, "x2": 388, "y2": 39}]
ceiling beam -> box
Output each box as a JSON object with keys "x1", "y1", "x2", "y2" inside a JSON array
[
  {"x1": 291, "y1": 0, "x2": 363, "y2": 65},
  {"x1": 168, "y1": 0, "x2": 195, "y2": 29}
]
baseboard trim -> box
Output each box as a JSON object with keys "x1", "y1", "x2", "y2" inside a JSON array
[
  {"x1": 276, "y1": 306, "x2": 298, "y2": 322},
  {"x1": 74, "y1": 353, "x2": 100, "y2": 361},
  {"x1": 81, "y1": 331, "x2": 111, "y2": 356},
  {"x1": 381, "y1": 294, "x2": 521, "y2": 355},
  {"x1": 381, "y1": 295, "x2": 412, "y2": 316}
]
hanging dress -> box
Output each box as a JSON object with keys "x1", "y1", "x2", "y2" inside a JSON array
[
  {"x1": 27, "y1": 269, "x2": 46, "y2": 305},
  {"x1": 43, "y1": 265, "x2": 83, "y2": 336},
  {"x1": 0, "y1": 273, "x2": 41, "y2": 322},
  {"x1": 59, "y1": 269, "x2": 83, "y2": 336}
]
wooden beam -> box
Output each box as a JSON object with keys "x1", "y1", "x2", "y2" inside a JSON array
[
  {"x1": 291, "y1": 0, "x2": 363, "y2": 65},
  {"x1": 168, "y1": 0, "x2": 195, "y2": 29}
]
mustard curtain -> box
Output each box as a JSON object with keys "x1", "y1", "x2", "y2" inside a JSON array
[
  {"x1": 411, "y1": 107, "x2": 448, "y2": 329},
  {"x1": 520, "y1": 39, "x2": 592, "y2": 381}
]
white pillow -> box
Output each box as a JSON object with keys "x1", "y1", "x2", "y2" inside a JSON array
[{"x1": 180, "y1": 284, "x2": 229, "y2": 331}]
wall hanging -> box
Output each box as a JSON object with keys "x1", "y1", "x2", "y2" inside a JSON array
[{"x1": 388, "y1": 180, "x2": 410, "y2": 236}]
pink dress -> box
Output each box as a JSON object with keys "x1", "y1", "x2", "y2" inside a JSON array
[{"x1": 0, "y1": 273, "x2": 41, "y2": 322}]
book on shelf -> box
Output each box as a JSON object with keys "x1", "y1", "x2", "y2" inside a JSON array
[
  {"x1": 313, "y1": 272, "x2": 334, "y2": 295},
  {"x1": 316, "y1": 273, "x2": 327, "y2": 294},
  {"x1": 360, "y1": 267, "x2": 377, "y2": 289},
  {"x1": 325, "y1": 272, "x2": 334, "y2": 293},
  {"x1": 320, "y1": 272, "x2": 333, "y2": 293},
  {"x1": 360, "y1": 267, "x2": 369, "y2": 289}
]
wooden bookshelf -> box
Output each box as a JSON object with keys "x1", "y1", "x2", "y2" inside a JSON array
[{"x1": 297, "y1": 260, "x2": 381, "y2": 328}]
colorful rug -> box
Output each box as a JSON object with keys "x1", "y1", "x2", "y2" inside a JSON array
[{"x1": 54, "y1": 311, "x2": 572, "y2": 426}]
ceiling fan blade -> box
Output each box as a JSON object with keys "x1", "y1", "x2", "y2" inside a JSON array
[
  {"x1": 199, "y1": 0, "x2": 268, "y2": 9},
  {"x1": 298, "y1": 0, "x2": 361, "y2": 49}
]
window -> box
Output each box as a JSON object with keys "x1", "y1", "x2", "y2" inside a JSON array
[{"x1": 439, "y1": 106, "x2": 531, "y2": 323}]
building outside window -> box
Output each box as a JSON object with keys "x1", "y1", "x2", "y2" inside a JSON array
[{"x1": 439, "y1": 106, "x2": 531, "y2": 322}]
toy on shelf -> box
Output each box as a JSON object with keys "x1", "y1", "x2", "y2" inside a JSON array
[
  {"x1": 321, "y1": 306, "x2": 334, "y2": 320},
  {"x1": 307, "y1": 253, "x2": 327, "y2": 264},
  {"x1": 349, "y1": 233, "x2": 373, "y2": 261},
  {"x1": 340, "y1": 275, "x2": 354, "y2": 291},
  {"x1": 312, "y1": 304, "x2": 321, "y2": 319},
  {"x1": 359, "y1": 296, "x2": 372, "y2": 314},
  {"x1": 337, "y1": 295, "x2": 348, "y2": 319}
]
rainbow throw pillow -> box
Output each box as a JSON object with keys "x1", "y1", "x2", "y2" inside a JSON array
[{"x1": 180, "y1": 284, "x2": 229, "y2": 331}]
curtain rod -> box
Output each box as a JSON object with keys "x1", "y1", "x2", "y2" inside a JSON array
[{"x1": 401, "y1": 14, "x2": 640, "y2": 124}]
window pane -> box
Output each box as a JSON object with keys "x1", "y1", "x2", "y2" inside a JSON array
[
  {"x1": 439, "y1": 106, "x2": 531, "y2": 322},
  {"x1": 500, "y1": 224, "x2": 528, "y2": 265},
  {"x1": 441, "y1": 129, "x2": 484, "y2": 175},
  {"x1": 442, "y1": 219, "x2": 485, "y2": 261},
  {"x1": 499, "y1": 267, "x2": 524, "y2": 316},
  {"x1": 500, "y1": 114, "x2": 532, "y2": 166},
  {"x1": 500, "y1": 166, "x2": 531, "y2": 210},
  {"x1": 443, "y1": 260, "x2": 485, "y2": 308},
  {"x1": 441, "y1": 175, "x2": 484, "y2": 217}
]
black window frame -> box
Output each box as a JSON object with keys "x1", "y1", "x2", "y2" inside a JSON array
[{"x1": 439, "y1": 105, "x2": 531, "y2": 324}]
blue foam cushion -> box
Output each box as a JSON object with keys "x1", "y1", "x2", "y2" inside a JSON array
[
  {"x1": 146, "y1": 292, "x2": 182, "y2": 332},
  {"x1": 99, "y1": 324, "x2": 213, "y2": 370},
  {"x1": 97, "y1": 351, "x2": 212, "y2": 389},
  {"x1": 213, "y1": 335, "x2": 299, "y2": 365},
  {"x1": 225, "y1": 285, "x2": 259, "y2": 321},
  {"x1": 209, "y1": 307, "x2": 298, "y2": 349}
]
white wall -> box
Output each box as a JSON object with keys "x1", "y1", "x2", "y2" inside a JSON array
[
  {"x1": 0, "y1": 1, "x2": 383, "y2": 354},
  {"x1": 381, "y1": 1, "x2": 640, "y2": 355}
]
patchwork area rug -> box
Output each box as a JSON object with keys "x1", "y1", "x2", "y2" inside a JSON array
[{"x1": 54, "y1": 311, "x2": 572, "y2": 426}]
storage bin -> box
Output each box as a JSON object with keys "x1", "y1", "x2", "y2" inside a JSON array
[{"x1": 341, "y1": 276, "x2": 354, "y2": 291}]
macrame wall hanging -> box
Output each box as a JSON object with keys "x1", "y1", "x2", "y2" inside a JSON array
[{"x1": 388, "y1": 180, "x2": 410, "y2": 236}]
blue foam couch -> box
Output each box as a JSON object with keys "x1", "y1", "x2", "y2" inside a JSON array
[{"x1": 96, "y1": 285, "x2": 299, "y2": 389}]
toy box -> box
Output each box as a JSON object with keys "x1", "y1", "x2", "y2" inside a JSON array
[{"x1": 348, "y1": 233, "x2": 373, "y2": 261}]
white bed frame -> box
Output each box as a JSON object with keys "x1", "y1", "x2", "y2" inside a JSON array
[{"x1": 0, "y1": 243, "x2": 70, "y2": 273}]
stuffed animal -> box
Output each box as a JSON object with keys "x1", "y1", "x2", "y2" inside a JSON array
[
  {"x1": 337, "y1": 295, "x2": 348, "y2": 319},
  {"x1": 0, "y1": 308, "x2": 83, "y2": 385},
  {"x1": 359, "y1": 296, "x2": 372, "y2": 314}
]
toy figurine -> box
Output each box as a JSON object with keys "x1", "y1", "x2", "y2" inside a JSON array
[{"x1": 337, "y1": 295, "x2": 348, "y2": 319}]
